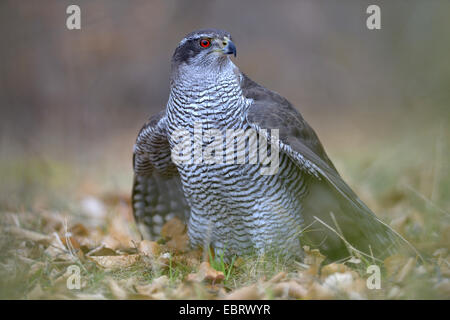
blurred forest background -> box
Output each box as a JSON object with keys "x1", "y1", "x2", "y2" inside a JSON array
[{"x1": 0, "y1": 0, "x2": 448, "y2": 229}]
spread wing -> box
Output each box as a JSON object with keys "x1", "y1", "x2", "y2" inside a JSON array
[
  {"x1": 241, "y1": 74, "x2": 415, "y2": 260},
  {"x1": 132, "y1": 111, "x2": 190, "y2": 239}
]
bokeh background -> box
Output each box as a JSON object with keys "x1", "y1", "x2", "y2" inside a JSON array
[
  {"x1": 1, "y1": 0, "x2": 449, "y2": 300},
  {"x1": 1, "y1": 0, "x2": 449, "y2": 214}
]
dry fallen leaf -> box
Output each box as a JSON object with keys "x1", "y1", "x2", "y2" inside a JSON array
[
  {"x1": 161, "y1": 217, "x2": 186, "y2": 239},
  {"x1": 87, "y1": 246, "x2": 118, "y2": 257},
  {"x1": 199, "y1": 261, "x2": 225, "y2": 283},
  {"x1": 303, "y1": 245, "x2": 325, "y2": 275},
  {"x1": 167, "y1": 233, "x2": 189, "y2": 253},
  {"x1": 346, "y1": 257, "x2": 362, "y2": 265},
  {"x1": 321, "y1": 263, "x2": 350, "y2": 278},
  {"x1": 187, "y1": 262, "x2": 225, "y2": 283},
  {"x1": 268, "y1": 271, "x2": 287, "y2": 284},
  {"x1": 172, "y1": 249, "x2": 202, "y2": 268},
  {"x1": 138, "y1": 240, "x2": 160, "y2": 257},
  {"x1": 75, "y1": 293, "x2": 107, "y2": 300},
  {"x1": 170, "y1": 282, "x2": 203, "y2": 299},
  {"x1": 60, "y1": 235, "x2": 81, "y2": 251},
  {"x1": 273, "y1": 281, "x2": 308, "y2": 299},
  {"x1": 104, "y1": 215, "x2": 139, "y2": 250},
  {"x1": 69, "y1": 223, "x2": 89, "y2": 237},
  {"x1": 305, "y1": 282, "x2": 334, "y2": 300},
  {"x1": 225, "y1": 284, "x2": 262, "y2": 300},
  {"x1": 135, "y1": 275, "x2": 169, "y2": 297},
  {"x1": 89, "y1": 254, "x2": 140, "y2": 271},
  {"x1": 154, "y1": 252, "x2": 172, "y2": 269},
  {"x1": 160, "y1": 218, "x2": 189, "y2": 252},
  {"x1": 107, "y1": 278, "x2": 129, "y2": 299},
  {"x1": 322, "y1": 272, "x2": 354, "y2": 291}
]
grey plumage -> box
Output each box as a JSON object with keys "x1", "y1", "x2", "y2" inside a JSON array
[{"x1": 132, "y1": 29, "x2": 409, "y2": 261}]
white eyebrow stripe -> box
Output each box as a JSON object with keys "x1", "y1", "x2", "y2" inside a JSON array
[{"x1": 178, "y1": 33, "x2": 225, "y2": 46}]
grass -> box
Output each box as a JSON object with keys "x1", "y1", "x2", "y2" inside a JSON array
[{"x1": 208, "y1": 246, "x2": 237, "y2": 283}]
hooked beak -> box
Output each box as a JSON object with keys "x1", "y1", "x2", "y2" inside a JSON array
[{"x1": 222, "y1": 38, "x2": 236, "y2": 57}]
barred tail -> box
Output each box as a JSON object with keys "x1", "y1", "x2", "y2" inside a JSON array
[{"x1": 132, "y1": 173, "x2": 190, "y2": 240}]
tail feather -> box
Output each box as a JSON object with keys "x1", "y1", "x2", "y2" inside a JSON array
[
  {"x1": 301, "y1": 177, "x2": 419, "y2": 262},
  {"x1": 132, "y1": 173, "x2": 190, "y2": 240}
]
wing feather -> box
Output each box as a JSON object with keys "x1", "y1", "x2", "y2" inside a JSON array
[
  {"x1": 132, "y1": 112, "x2": 190, "y2": 239},
  {"x1": 241, "y1": 74, "x2": 415, "y2": 259}
]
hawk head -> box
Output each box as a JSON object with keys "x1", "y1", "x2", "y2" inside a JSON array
[{"x1": 171, "y1": 29, "x2": 236, "y2": 73}]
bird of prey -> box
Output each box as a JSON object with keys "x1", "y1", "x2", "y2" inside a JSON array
[{"x1": 132, "y1": 29, "x2": 407, "y2": 261}]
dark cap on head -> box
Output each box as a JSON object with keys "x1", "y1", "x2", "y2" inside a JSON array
[
  {"x1": 183, "y1": 28, "x2": 231, "y2": 40},
  {"x1": 172, "y1": 29, "x2": 234, "y2": 67}
]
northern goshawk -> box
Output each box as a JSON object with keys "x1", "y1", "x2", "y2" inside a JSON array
[{"x1": 132, "y1": 29, "x2": 408, "y2": 261}]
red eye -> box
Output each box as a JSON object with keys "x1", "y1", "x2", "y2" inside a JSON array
[{"x1": 200, "y1": 39, "x2": 211, "y2": 48}]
